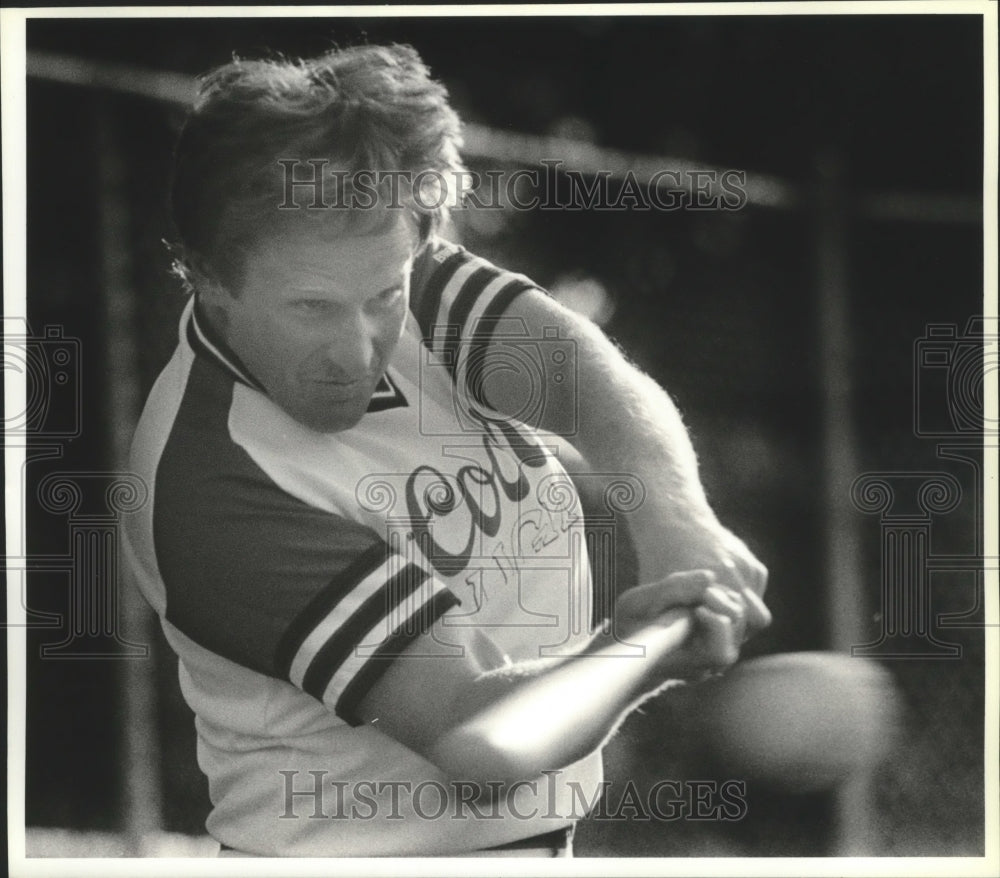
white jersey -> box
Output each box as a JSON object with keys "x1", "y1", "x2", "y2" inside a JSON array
[{"x1": 124, "y1": 237, "x2": 603, "y2": 855}]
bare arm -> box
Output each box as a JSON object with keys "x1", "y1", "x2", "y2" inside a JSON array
[
  {"x1": 358, "y1": 571, "x2": 752, "y2": 786},
  {"x1": 357, "y1": 274, "x2": 770, "y2": 785},
  {"x1": 482, "y1": 290, "x2": 769, "y2": 600}
]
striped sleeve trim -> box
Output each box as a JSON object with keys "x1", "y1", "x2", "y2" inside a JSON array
[
  {"x1": 441, "y1": 265, "x2": 499, "y2": 373},
  {"x1": 439, "y1": 260, "x2": 542, "y2": 347},
  {"x1": 412, "y1": 248, "x2": 469, "y2": 341},
  {"x1": 335, "y1": 587, "x2": 462, "y2": 725},
  {"x1": 461, "y1": 280, "x2": 538, "y2": 408},
  {"x1": 426, "y1": 254, "x2": 496, "y2": 357},
  {"x1": 275, "y1": 548, "x2": 460, "y2": 714},
  {"x1": 300, "y1": 561, "x2": 431, "y2": 698},
  {"x1": 413, "y1": 243, "x2": 545, "y2": 391},
  {"x1": 320, "y1": 571, "x2": 456, "y2": 701},
  {"x1": 273, "y1": 542, "x2": 387, "y2": 680}
]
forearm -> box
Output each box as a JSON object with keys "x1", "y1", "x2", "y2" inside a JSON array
[
  {"x1": 361, "y1": 573, "x2": 751, "y2": 788},
  {"x1": 573, "y1": 329, "x2": 720, "y2": 579},
  {"x1": 427, "y1": 610, "x2": 692, "y2": 786},
  {"x1": 499, "y1": 293, "x2": 723, "y2": 583}
]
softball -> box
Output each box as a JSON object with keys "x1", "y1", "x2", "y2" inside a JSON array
[{"x1": 693, "y1": 651, "x2": 900, "y2": 792}]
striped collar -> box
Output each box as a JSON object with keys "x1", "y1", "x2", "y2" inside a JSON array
[
  {"x1": 185, "y1": 297, "x2": 407, "y2": 414},
  {"x1": 187, "y1": 299, "x2": 267, "y2": 392}
]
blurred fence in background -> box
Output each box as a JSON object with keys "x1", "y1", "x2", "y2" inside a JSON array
[{"x1": 16, "y1": 46, "x2": 989, "y2": 860}]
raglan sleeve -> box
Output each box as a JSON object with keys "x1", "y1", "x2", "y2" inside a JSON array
[
  {"x1": 154, "y1": 459, "x2": 462, "y2": 726},
  {"x1": 409, "y1": 238, "x2": 550, "y2": 407}
]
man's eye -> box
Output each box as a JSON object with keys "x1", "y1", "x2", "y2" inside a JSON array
[{"x1": 371, "y1": 288, "x2": 403, "y2": 308}]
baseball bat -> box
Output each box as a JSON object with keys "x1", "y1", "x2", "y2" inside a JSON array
[{"x1": 429, "y1": 608, "x2": 693, "y2": 785}]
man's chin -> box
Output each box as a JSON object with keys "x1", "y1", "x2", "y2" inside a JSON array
[
  {"x1": 287, "y1": 401, "x2": 368, "y2": 434},
  {"x1": 308, "y1": 410, "x2": 367, "y2": 434}
]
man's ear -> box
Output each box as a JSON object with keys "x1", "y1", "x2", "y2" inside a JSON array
[
  {"x1": 189, "y1": 252, "x2": 231, "y2": 306},
  {"x1": 187, "y1": 252, "x2": 236, "y2": 339}
]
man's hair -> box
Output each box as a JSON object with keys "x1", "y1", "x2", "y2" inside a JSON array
[{"x1": 170, "y1": 43, "x2": 464, "y2": 294}]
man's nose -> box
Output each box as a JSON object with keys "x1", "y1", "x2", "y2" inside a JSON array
[{"x1": 326, "y1": 313, "x2": 379, "y2": 376}]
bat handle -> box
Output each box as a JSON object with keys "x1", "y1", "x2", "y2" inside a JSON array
[{"x1": 621, "y1": 608, "x2": 694, "y2": 666}]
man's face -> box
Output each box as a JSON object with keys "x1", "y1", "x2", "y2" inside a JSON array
[{"x1": 215, "y1": 216, "x2": 415, "y2": 433}]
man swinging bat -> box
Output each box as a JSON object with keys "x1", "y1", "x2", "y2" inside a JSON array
[{"x1": 124, "y1": 42, "x2": 770, "y2": 857}]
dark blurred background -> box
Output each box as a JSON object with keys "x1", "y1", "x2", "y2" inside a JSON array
[{"x1": 20, "y1": 12, "x2": 986, "y2": 858}]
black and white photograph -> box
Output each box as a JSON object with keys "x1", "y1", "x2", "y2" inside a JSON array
[{"x1": 3, "y1": 3, "x2": 997, "y2": 874}]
